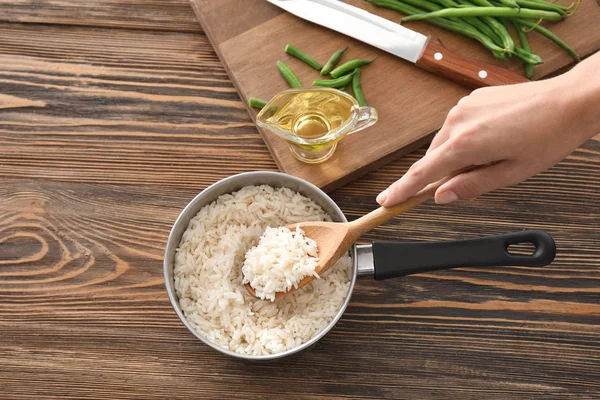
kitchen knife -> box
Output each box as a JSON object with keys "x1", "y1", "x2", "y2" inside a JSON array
[{"x1": 267, "y1": 0, "x2": 528, "y2": 88}]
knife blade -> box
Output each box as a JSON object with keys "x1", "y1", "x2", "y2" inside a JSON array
[
  {"x1": 267, "y1": 0, "x2": 528, "y2": 88},
  {"x1": 267, "y1": 0, "x2": 428, "y2": 63}
]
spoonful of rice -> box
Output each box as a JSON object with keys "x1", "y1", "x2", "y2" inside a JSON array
[
  {"x1": 244, "y1": 169, "x2": 473, "y2": 300},
  {"x1": 242, "y1": 225, "x2": 320, "y2": 301}
]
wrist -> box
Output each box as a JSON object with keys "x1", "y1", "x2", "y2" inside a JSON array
[{"x1": 554, "y1": 56, "x2": 600, "y2": 142}]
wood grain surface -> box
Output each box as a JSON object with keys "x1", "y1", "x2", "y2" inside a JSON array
[
  {"x1": 192, "y1": 0, "x2": 600, "y2": 191},
  {"x1": 0, "y1": 0, "x2": 201, "y2": 32},
  {"x1": 0, "y1": 3, "x2": 599, "y2": 400}
]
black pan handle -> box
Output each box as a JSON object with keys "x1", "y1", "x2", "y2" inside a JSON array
[{"x1": 373, "y1": 230, "x2": 556, "y2": 280}]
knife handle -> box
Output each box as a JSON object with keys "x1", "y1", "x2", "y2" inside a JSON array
[{"x1": 416, "y1": 38, "x2": 529, "y2": 88}]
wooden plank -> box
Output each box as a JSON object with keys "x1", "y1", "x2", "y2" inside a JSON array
[
  {"x1": 193, "y1": 0, "x2": 600, "y2": 191},
  {"x1": 0, "y1": 0, "x2": 200, "y2": 32},
  {"x1": 0, "y1": 24, "x2": 275, "y2": 188}
]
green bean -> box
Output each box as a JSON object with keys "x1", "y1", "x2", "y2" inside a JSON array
[
  {"x1": 527, "y1": 0, "x2": 570, "y2": 9},
  {"x1": 398, "y1": 0, "x2": 442, "y2": 12},
  {"x1": 248, "y1": 97, "x2": 267, "y2": 109},
  {"x1": 455, "y1": 0, "x2": 515, "y2": 53},
  {"x1": 442, "y1": 0, "x2": 514, "y2": 54},
  {"x1": 473, "y1": 21, "x2": 505, "y2": 49},
  {"x1": 516, "y1": 19, "x2": 580, "y2": 61},
  {"x1": 460, "y1": 15, "x2": 507, "y2": 50},
  {"x1": 412, "y1": 0, "x2": 485, "y2": 32},
  {"x1": 483, "y1": 17, "x2": 513, "y2": 53},
  {"x1": 490, "y1": 0, "x2": 565, "y2": 13},
  {"x1": 399, "y1": 0, "x2": 503, "y2": 46},
  {"x1": 330, "y1": 59, "x2": 375, "y2": 78},
  {"x1": 491, "y1": 50, "x2": 508, "y2": 60},
  {"x1": 276, "y1": 60, "x2": 303, "y2": 88},
  {"x1": 320, "y1": 47, "x2": 347, "y2": 76},
  {"x1": 427, "y1": 0, "x2": 456, "y2": 5},
  {"x1": 460, "y1": 0, "x2": 496, "y2": 7},
  {"x1": 352, "y1": 68, "x2": 368, "y2": 106},
  {"x1": 285, "y1": 44, "x2": 322, "y2": 71},
  {"x1": 401, "y1": 0, "x2": 510, "y2": 51},
  {"x1": 474, "y1": 21, "x2": 505, "y2": 48},
  {"x1": 367, "y1": 0, "x2": 506, "y2": 55},
  {"x1": 512, "y1": 21, "x2": 534, "y2": 79},
  {"x1": 401, "y1": 7, "x2": 564, "y2": 22},
  {"x1": 399, "y1": 0, "x2": 500, "y2": 43},
  {"x1": 313, "y1": 70, "x2": 356, "y2": 88},
  {"x1": 467, "y1": 0, "x2": 492, "y2": 4},
  {"x1": 399, "y1": 0, "x2": 508, "y2": 49},
  {"x1": 428, "y1": 0, "x2": 502, "y2": 43},
  {"x1": 459, "y1": 16, "x2": 505, "y2": 47},
  {"x1": 514, "y1": 0, "x2": 566, "y2": 14},
  {"x1": 512, "y1": 46, "x2": 543, "y2": 65},
  {"x1": 499, "y1": 0, "x2": 520, "y2": 8}
]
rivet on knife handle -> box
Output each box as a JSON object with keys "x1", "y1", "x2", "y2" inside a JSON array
[{"x1": 416, "y1": 38, "x2": 529, "y2": 88}]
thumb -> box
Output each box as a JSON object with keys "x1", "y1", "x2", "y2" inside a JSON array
[{"x1": 434, "y1": 161, "x2": 521, "y2": 204}]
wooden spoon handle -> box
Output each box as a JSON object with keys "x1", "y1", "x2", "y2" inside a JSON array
[
  {"x1": 416, "y1": 37, "x2": 529, "y2": 89},
  {"x1": 348, "y1": 166, "x2": 477, "y2": 239}
]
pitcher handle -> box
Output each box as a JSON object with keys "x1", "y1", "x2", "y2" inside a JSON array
[{"x1": 348, "y1": 106, "x2": 378, "y2": 135}]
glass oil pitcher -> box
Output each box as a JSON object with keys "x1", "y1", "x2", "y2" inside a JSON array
[{"x1": 256, "y1": 88, "x2": 378, "y2": 164}]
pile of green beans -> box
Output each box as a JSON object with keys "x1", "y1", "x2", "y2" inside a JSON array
[
  {"x1": 249, "y1": 44, "x2": 375, "y2": 109},
  {"x1": 365, "y1": 0, "x2": 580, "y2": 78}
]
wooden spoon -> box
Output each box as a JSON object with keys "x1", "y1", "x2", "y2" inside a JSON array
[{"x1": 245, "y1": 168, "x2": 473, "y2": 299}]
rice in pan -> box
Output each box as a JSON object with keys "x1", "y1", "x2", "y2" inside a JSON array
[{"x1": 173, "y1": 185, "x2": 351, "y2": 356}]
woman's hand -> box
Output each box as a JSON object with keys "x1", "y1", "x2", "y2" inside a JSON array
[{"x1": 377, "y1": 52, "x2": 600, "y2": 207}]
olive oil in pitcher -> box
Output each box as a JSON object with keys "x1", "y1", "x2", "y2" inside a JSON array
[
  {"x1": 265, "y1": 90, "x2": 354, "y2": 141},
  {"x1": 256, "y1": 88, "x2": 378, "y2": 164}
]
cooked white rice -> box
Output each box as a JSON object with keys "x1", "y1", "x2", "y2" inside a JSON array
[
  {"x1": 173, "y1": 185, "x2": 351, "y2": 356},
  {"x1": 242, "y1": 225, "x2": 320, "y2": 301}
]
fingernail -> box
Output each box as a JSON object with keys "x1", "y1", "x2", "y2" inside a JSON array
[
  {"x1": 376, "y1": 189, "x2": 389, "y2": 205},
  {"x1": 436, "y1": 190, "x2": 459, "y2": 204}
]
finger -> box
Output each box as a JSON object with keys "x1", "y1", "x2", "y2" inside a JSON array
[
  {"x1": 426, "y1": 98, "x2": 468, "y2": 155},
  {"x1": 434, "y1": 160, "x2": 521, "y2": 204},
  {"x1": 378, "y1": 141, "x2": 473, "y2": 207},
  {"x1": 426, "y1": 126, "x2": 450, "y2": 155}
]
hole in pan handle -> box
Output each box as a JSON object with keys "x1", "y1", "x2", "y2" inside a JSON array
[{"x1": 371, "y1": 230, "x2": 556, "y2": 281}]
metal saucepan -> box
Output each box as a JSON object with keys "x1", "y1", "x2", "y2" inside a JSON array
[{"x1": 164, "y1": 171, "x2": 556, "y2": 361}]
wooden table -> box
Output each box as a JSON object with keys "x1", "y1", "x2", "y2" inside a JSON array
[{"x1": 1, "y1": 2, "x2": 598, "y2": 399}]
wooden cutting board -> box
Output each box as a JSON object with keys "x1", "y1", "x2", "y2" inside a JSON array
[{"x1": 191, "y1": 0, "x2": 600, "y2": 191}]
